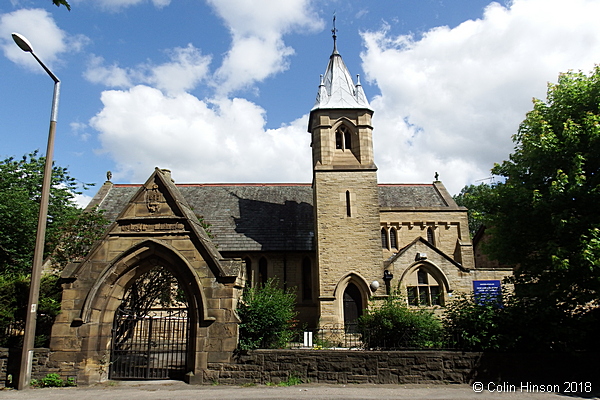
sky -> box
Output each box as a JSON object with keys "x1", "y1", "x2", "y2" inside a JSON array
[{"x1": 2, "y1": 0, "x2": 600, "y2": 207}]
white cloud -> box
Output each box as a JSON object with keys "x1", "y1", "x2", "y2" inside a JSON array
[
  {"x1": 74, "y1": 192, "x2": 93, "y2": 209},
  {"x1": 208, "y1": 0, "x2": 323, "y2": 94},
  {"x1": 87, "y1": 0, "x2": 322, "y2": 184},
  {"x1": 89, "y1": 0, "x2": 600, "y2": 195},
  {"x1": 147, "y1": 45, "x2": 212, "y2": 95},
  {"x1": 85, "y1": 45, "x2": 211, "y2": 95},
  {"x1": 91, "y1": 85, "x2": 311, "y2": 183},
  {"x1": 0, "y1": 8, "x2": 88, "y2": 72},
  {"x1": 75, "y1": 0, "x2": 171, "y2": 12},
  {"x1": 84, "y1": 55, "x2": 133, "y2": 88},
  {"x1": 361, "y1": 0, "x2": 600, "y2": 193},
  {"x1": 214, "y1": 36, "x2": 294, "y2": 94}
]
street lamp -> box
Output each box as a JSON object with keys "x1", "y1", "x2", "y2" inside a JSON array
[{"x1": 11, "y1": 32, "x2": 61, "y2": 390}]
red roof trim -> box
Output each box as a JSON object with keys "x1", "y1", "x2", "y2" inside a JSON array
[{"x1": 112, "y1": 182, "x2": 434, "y2": 188}]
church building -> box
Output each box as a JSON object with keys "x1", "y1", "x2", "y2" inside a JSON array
[{"x1": 48, "y1": 35, "x2": 511, "y2": 384}]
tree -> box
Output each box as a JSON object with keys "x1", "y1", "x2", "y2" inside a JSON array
[
  {"x1": 0, "y1": 151, "x2": 92, "y2": 275},
  {"x1": 0, "y1": 152, "x2": 107, "y2": 346},
  {"x1": 453, "y1": 183, "x2": 496, "y2": 237},
  {"x1": 487, "y1": 66, "x2": 600, "y2": 312},
  {"x1": 51, "y1": 0, "x2": 71, "y2": 10}
]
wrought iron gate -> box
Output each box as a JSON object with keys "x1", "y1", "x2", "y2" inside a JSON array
[{"x1": 109, "y1": 308, "x2": 189, "y2": 380}]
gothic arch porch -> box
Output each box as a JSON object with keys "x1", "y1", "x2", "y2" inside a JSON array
[{"x1": 49, "y1": 169, "x2": 243, "y2": 385}]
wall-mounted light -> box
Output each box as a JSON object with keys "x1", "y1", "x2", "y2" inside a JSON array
[{"x1": 370, "y1": 280, "x2": 380, "y2": 291}]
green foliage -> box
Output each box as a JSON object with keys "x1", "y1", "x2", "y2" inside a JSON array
[
  {"x1": 30, "y1": 373, "x2": 76, "y2": 388},
  {"x1": 46, "y1": 206, "x2": 110, "y2": 269},
  {"x1": 487, "y1": 66, "x2": 600, "y2": 311},
  {"x1": 51, "y1": 0, "x2": 71, "y2": 10},
  {"x1": 0, "y1": 273, "x2": 63, "y2": 347},
  {"x1": 443, "y1": 291, "x2": 598, "y2": 352},
  {"x1": 0, "y1": 151, "x2": 93, "y2": 276},
  {"x1": 195, "y1": 214, "x2": 214, "y2": 240},
  {"x1": 453, "y1": 183, "x2": 496, "y2": 237},
  {"x1": 443, "y1": 292, "x2": 510, "y2": 351},
  {"x1": 357, "y1": 294, "x2": 443, "y2": 349},
  {"x1": 237, "y1": 278, "x2": 298, "y2": 350},
  {"x1": 0, "y1": 152, "x2": 105, "y2": 346}
]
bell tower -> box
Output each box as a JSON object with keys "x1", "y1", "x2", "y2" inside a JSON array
[{"x1": 309, "y1": 27, "x2": 383, "y2": 328}]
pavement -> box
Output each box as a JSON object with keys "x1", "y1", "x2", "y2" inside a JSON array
[{"x1": 0, "y1": 380, "x2": 598, "y2": 400}]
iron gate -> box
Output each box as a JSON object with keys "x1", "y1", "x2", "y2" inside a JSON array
[{"x1": 109, "y1": 308, "x2": 189, "y2": 380}]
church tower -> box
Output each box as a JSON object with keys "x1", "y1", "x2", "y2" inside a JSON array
[{"x1": 309, "y1": 29, "x2": 383, "y2": 328}]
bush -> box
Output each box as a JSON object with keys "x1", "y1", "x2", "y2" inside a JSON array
[
  {"x1": 237, "y1": 279, "x2": 298, "y2": 350},
  {"x1": 442, "y1": 292, "x2": 509, "y2": 351},
  {"x1": 358, "y1": 294, "x2": 443, "y2": 349},
  {"x1": 442, "y1": 290, "x2": 599, "y2": 352},
  {"x1": 0, "y1": 273, "x2": 63, "y2": 348}
]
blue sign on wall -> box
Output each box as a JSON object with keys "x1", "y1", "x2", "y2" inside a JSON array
[{"x1": 473, "y1": 280, "x2": 502, "y2": 305}]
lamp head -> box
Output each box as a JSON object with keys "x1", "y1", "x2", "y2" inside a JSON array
[{"x1": 12, "y1": 33, "x2": 33, "y2": 53}]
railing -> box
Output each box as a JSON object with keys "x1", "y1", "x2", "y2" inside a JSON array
[
  {"x1": 0, "y1": 321, "x2": 25, "y2": 347},
  {"x1": 288, "y1": 325, "x2": 464, "y2": 350}
]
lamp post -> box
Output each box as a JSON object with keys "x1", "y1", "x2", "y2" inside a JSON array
[{"x1": 11, "y1": 32, "x2": 61, "y2": 390}]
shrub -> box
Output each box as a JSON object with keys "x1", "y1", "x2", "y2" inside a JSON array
[
  {"x1": 442, "y1": 292, "x2": 509, "y2": 351},
  {"x1": 358, "y1": 294, "x2": 443, "y2": 349},
  {"x1": 237, "y1": 278, "x2": 298, "y2": 350},
  {"x1": 41, "y1": 373, "x2": 65, "y2": 387}
]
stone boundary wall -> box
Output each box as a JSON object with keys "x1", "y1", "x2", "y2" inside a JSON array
[
  {"x1": 0, "y1": 348, "x2": 77, "y2": 388},
  {"x1": 207, "y1": 350, "x2": 599, "y2": 386},
  {"x1": 2, "y1": 348, "x2": 598, "y2": 387}
]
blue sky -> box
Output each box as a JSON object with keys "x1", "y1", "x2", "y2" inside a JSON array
[{"x1": 2, "y1": 0, "x2": 600, "y2": 206}]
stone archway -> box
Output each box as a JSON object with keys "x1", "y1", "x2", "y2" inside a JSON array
[
  {"x1": 109, "y1": 263, "x2": 191, "y2": 380},
  {"x1": 83, "y1": 242, "x2": 204, "y2": 382}
]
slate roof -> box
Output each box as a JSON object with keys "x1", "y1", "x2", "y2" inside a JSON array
[
  {"x1": 312, "y1": 44, "x2": 371, "y2": 111},
  {"x1": 91, "y1": 182, "x2": 451, "y2": 253}
]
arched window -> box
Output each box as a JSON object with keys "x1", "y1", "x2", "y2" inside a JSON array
[
  {"x1": 406, "y1": 267, "x2": 442, "y2": 306},
  {"x1": 343, "y1": 283, "x2": 363, "y2": 333},
  {"x1": 244, "y1": 257, "x2": 252, "y2": 288},
  {"x1": 258, "y1": 257, "x2": 268, "y2": 286},
  {"x1": 381, "y1": 227, "x2": 388, "y2": 249},
  {"x1": 302, "y1": 257, "x2": 312, "y2": 301},
  {"x1": 427, "y1": 227, "x2": 435, "y2": 246},
  {"x1": 390, "y1": 227, "x2": 397, "y2": 250},
  {"x1": 335, "y1": 125, "x2": 352, "y2": 151}
]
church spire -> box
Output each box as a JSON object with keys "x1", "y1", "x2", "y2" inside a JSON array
[{"x1": 312, "y1": 18, "x2": 372, "y2": 111}]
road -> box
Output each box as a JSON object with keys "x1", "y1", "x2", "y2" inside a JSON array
[{"x1": 0, "y1": 380, "x2": 597, "y2": 400}]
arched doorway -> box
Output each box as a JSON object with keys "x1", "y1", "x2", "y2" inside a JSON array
[
  {"x1": 109, "y1": 263, "x2": 190, "y2": 380},
  {"x1": 343, "y1": 283, "x2": 363, "y2": 333}
]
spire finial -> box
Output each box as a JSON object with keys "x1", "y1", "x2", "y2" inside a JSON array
[{"x1": 331, "y1": 13, "x2": 338, "y2": 54}]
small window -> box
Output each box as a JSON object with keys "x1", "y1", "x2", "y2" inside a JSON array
[
  {"x1": 258, "y1": 257, "x2": 268, "y2": 286},
  {"x1": 336, "y1": 131, "x2": 343, "y2": 149},
  {"x1": 406, "y1": 268, "x2": 443, "y2": 306},
  {"x1": 244, "y1": 257, "x2": 252, "y2": 288},
  {"x1": 346, "y1": 190, "x2": 351, "y2": 217},
  {"x1": 389, "y1": 227, "x2": 397, "y2": 250},
  {"x1": 381, "y1": 228, "x2": 388, "y2": 249},
  {"x1": 343, "y1": 127, "x2": 352, "y2": 151},
  {"x1": 427, "y1": 227, "x2": 435, "y2": 245},
  {"x1": 302, "y1": 257, "x2": 312, "y2": 301}
]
